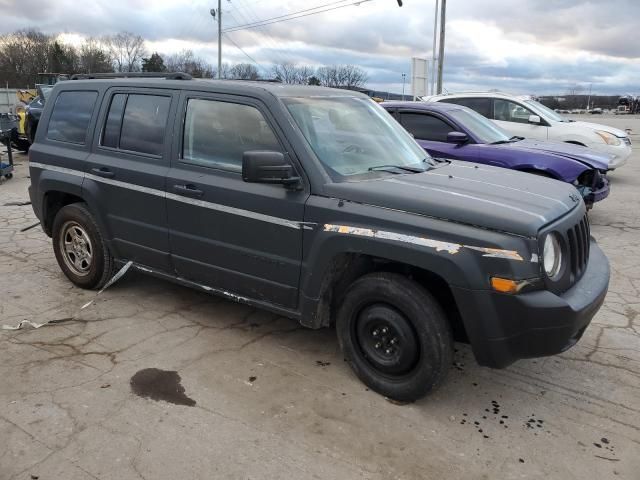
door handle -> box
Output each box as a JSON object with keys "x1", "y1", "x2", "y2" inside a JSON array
[
  {"x1": 91, "y1": 167, "x2": 115, "y2": 179},
  {"x1": 173, "y1": 184, "x2": 204, "y2": 198}
]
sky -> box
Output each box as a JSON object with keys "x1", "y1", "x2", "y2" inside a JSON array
[{"x1": 1, "y1": 0, "x2": 639, "y2": 95}]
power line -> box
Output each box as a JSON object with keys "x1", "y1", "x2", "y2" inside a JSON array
[
  {"x1": 223, "y1": 0, "x2": 374, "y2": 33},
  {"x1": 225, "y1": 0, "x2": 351, "y2": 32},
  {"x1": 222, "y1": 32, "x2": 261, "y2": 69}
]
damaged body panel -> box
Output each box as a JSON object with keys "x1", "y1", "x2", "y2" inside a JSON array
[
  {"x1": 381, "y1": 101, "x2": 611, "y2": 208},
  {"x1": 28, "y1": 77, "x2": 610, "y2": 400}
]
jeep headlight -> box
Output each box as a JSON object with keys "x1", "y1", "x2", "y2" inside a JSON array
[
  {"x1": 595, "y1": 130, "x2": 621, "y2": 146},
  {"x1": 543, "y1": 233, "x2": 562, "y2": 278}
]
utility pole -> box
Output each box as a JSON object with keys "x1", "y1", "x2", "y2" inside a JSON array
[
  {"x1": 210, "y1": 3, "x2": 222, "y2": 79},
  {"x1": 586, "y1": 83, "x2": 592, "y2": 110},
  {"x1": 436, "y1": 0, "x2": 446, "y2": 94},
  {"x1": 431, "y1": 0, "x2": 439, "y2": 95},
  {"x1": 401, "y1": 73, "x2": 406, "y2": 100}
]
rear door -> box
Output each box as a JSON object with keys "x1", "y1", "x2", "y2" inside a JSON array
[
  {"x1": 83, "y1": 88, "x2": 177, "y2": 271},
  {"x1": 166, "y1": 91, "x2": 308, "y2": 309}
]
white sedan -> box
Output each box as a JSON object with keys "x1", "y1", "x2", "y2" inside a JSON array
[{"x1": 422, "y1": 92, "x2": 632, "y2": 170}]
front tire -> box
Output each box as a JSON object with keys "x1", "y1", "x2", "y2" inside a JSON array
[
  {"x1": 52, "y1": 203, "x2": 115, "y2": 289},
  {"x1": 336, "y1": 272, "x2": 453, "y2": 402}
]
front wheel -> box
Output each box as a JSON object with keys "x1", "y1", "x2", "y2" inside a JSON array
[{"x1": 336, "y1": 272, "x2": 453, "y2": 402}]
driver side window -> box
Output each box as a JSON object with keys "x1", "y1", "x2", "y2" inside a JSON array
[
  {"x1": 182, "y1": 98, "x2": 281, "y2": 172},
  {"x1": 400, "y1": 113, "x2": 454, "y2": 142},
  {"x1": 493, "y1": 99, "x2": 535, "y2": 124}
]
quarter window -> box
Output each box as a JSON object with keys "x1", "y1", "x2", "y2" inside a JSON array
[
  {"x1": 47, "y1": 91, "x2": 98, "y2": 144},
  {"x1": 182, "y1": 99, "x2": 281, "y2": 171},
  {"x1": 401, "y1": 113, "x2": 454, "y2": 142}
]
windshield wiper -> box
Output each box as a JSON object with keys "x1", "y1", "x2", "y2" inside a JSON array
[
  {"x1": 368, "y1": 164, "x2": 426, "y2": 174},
  {"x1": 510, "y1": 136, "x2": 524, "y2": 141}
]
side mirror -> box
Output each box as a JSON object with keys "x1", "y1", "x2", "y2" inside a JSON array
[
  {"x1": 242, "y1": 150, "x2": 301, "y2": 188},
  {"x1": 528, "y1": 114, "x2": 541, "y2": 124},
  {"x1": 446, "y1": 131, "x2": 469, "y2": 144}
]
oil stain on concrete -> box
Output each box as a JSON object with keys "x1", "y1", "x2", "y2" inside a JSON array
[{"x1": 130, "y1": 368, "x2": 196, "y2": 407}]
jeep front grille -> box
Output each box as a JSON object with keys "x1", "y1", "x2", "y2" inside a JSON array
[{"x1": 566, "y1": 214, "x2": 590, "y2": 283}]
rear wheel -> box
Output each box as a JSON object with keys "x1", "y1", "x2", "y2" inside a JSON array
[
  {"x1": 52, "y1": 203, "x2": 115, "y2": 289},
  {"x1": 336, "y1": 272, "x2": 453, "y2": 402}
]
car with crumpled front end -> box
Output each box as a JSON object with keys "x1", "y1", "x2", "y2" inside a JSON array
[{"x1": 382, "y1": 101, "x2": 610, "y2": 208}]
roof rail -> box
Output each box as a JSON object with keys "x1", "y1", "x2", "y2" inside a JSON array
[{"x1": 70, "y1": 72, "x2": 193, "y2": 80}]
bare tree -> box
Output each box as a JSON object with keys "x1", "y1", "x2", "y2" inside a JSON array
[
  {"x1": 272, "y1": 62, "x2": 298, "y2": 83},
  {"x1": 103, "y1": 32, "x2": 146, "y2": 72},
  {"x1": 0, "y1": 29, "x2": 52, "y2": 87},
  {"x1": 317, "y1": 64, "x2": 368, "y2": 89},
  {"x1": 163, "y1": 49, "x2": 214, "y2": 78},
  {"x1": 229, "y1": 63, "x2": 260, "y2": 80},
  {"x1": 272, "y1": 62, "x2": 319, "y2": 85}
]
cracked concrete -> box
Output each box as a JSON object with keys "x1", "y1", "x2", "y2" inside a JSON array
[{"x1": 1, "y1": 114, "x2": 639, "y2": 480}]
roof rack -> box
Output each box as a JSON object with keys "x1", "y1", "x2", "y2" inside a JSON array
[{"x1": 70, "y1": 72, "x2": 193, "y2": 80}]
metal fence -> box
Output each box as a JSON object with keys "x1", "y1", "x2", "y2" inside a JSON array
[{"x1": 0, "y1": 88, "x2": 19, "y2": 114}]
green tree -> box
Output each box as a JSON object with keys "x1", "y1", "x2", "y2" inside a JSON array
[
  {"x1": 142, "y1": 52, "x2": 166, "y2": 72},
  {"x1": 308, "y1": 76, "x2": 321, "y2": 86}
]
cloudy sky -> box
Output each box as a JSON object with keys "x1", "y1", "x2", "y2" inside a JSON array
[{"x1": 2, "y1": 0, "x2": 639, "y2": 95}]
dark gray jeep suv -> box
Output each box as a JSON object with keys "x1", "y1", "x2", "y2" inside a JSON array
[{"x1": 28, "y1": 76, "x2": 610, "y2": 401}]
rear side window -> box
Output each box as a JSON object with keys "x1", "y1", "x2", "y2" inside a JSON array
[
  {"x1": 100, "y1": 93, "x2": 171, "y2": 156},
  {"x1": 47, "y1": 91, "x2": 98, "y2": 144},
  {"x1": 401, "y1": 113, "x2": 454, "y2": 142},
  {"x1": 182, "y1": 98, "x2": 281, "y2": 172},
  {"x1": 443, "y1": 98, "x2": 492, "y2": 118}
]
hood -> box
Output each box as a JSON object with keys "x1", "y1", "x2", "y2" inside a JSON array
[
  {"x1": 507, "y1": 139, "x2": 612, "y2": 171},
  {"x1": 324, "y1": 161, "x2": 581, "y2": 237},
  {"x1": 568, "y1": 120, "x2": 628, "y2": 138}
]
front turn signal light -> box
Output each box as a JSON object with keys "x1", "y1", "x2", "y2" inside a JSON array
[{"x1": 491, "y1": 277, "x2": 519, "y2": 294}]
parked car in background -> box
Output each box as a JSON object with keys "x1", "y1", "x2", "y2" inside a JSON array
[
  {"x1": 422, "y1": 92, "x2": 632, "y2": 170},
  {"x1": 27, "y1": 75, "x2": 610, "y2": 401},
  {"x1": 24, "y1": 85, "x2": 53, "y2": 144},
  {"x1": 382, "y1": 101, "x2": 610, "y2": 208},
  {"x1": 590, "y1": 108, "x2": 603, "y2": 114}
]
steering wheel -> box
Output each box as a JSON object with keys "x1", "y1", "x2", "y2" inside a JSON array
[{"x1": 342, "y1": 144, "x2": 366, "y2": 154}]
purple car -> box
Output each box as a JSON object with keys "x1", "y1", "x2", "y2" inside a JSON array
[{"x1": 382, "y1": 101, "x2": 610, "y2": 208}]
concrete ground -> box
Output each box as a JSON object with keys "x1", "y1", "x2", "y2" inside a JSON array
[{"x1": 1, "y1": 114, "x2": 639, "y2": 480}]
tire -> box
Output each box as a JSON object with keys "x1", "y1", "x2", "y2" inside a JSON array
[
  {"x1": 52, "y1": 203, "x2": 115, "y2": 289},
  {"x1": 13, "y1": 139, "x2": 30, "y2": 152},
  {"x1": 336, "y1": 272, "x2": 453, "y2": 402}
]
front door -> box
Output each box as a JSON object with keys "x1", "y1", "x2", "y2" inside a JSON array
[
  {"x1": 492, "y1": 98, "x2": 549, "y2": 140},
  {"x1": 166, "y1": 92, "x2": 308, "y2": 309},
  {"x1": 398, "y1": 111, "x2": 469, "y2": 161}
]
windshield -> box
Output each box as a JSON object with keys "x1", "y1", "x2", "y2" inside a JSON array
[
  {"x1": 283, "y1": 96, "x2": 433, "y2": 180},
  {"x1": 37, "y1": 85, "x2": 53, "y2": 102},
  {"x1": 524, "y1": 99, "x2": 567, "y2": 122},
  {"x1": 449, "y1": 107, "x2": 511, "y2": 144}
]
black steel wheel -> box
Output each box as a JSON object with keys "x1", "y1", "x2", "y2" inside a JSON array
[{"x1": 337, "y1": 272, "x2": 453, "y2": 402}]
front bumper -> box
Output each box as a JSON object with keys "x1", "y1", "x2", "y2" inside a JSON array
[
  {"x1": 452, "y1": 239, "x2": 610, "y2": 368},
  {"x1": 578, "y1": 174, "x2": 609, "y2": 206},
  {"x1": 588, "y1": 140, "x2": 632, "y2": 170}
]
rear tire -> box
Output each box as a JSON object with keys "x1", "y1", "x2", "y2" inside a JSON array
[
  {"x1": 52, "y1": 203, "x2": 115, "y2": 289},
  {"x1": 336, "y1": 272, "x2": 453, "y2": 402}
]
